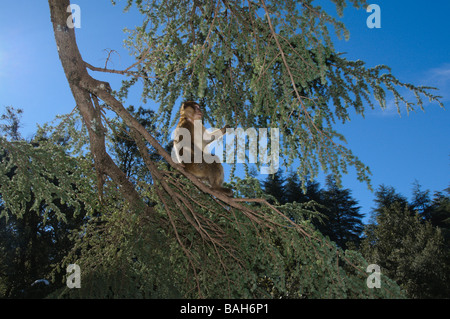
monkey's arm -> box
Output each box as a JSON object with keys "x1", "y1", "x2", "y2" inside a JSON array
[{"x1": 203, "y1": 125, "x2": 229, "y2": 145}]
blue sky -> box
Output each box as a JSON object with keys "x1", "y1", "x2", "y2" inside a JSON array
[{"x1": 0, "y1": 0, "x2": 449, "y2": 221}]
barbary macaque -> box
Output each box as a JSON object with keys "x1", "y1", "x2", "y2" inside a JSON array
[{"x1": 172, "y1": 101, "x2": 233, "y2": 197}]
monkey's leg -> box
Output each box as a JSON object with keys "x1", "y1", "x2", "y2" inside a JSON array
[{"x1": 208, "y1": 162, "x2": 233, "y2": 197}]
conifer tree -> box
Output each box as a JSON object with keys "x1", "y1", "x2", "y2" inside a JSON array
[
  {"x1": 321, "y1": 175, "x2": 364, "y2": 249},
  {"x1": 410, "y1": 181, "x2": 432, "y2": 219},
  {"x1": 284, "y1": 170, "x2": 308, "y2": 204},
  {"x1": 261, "y1": 170, "x2": 286, "y2": 204},
  {"x1": 370, "y1": 185, "x2": 409, "y2": 221}
]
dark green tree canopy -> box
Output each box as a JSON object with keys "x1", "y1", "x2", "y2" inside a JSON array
[
  {"x1": 321, "y1": 175, "x2": 364, "y2": 249},
  {"x1": 361, "y1": 195, "x2": 450, "y2": 298},
  {"x1": 261, "y1": 170, "x2": 286, "y2": 204}
]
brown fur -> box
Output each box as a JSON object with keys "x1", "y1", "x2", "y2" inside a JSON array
[{"x1": 174, "y1": 101, "x2": 232, "y2": 197}]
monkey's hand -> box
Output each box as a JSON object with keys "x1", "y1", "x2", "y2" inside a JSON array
[{"x1": 221, "y1": 124, "x2": 230, "y2": 134}]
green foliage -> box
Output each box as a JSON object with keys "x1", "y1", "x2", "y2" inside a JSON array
[
  {"x1": 0, "y1": 106, "x2": 23, "y2": 141},
  {"x1": 261, "y1": 171, "x2": 364, "y2": 250},
  {"x1": 428, "y1": 189, "x2": 450, "y2": 244},
  {"x1": 0, "y1": 107, "x2": 407, "y2": 299},
  {"x1": 54, "y1": 185, "x2": 404, "y2": 299},
  {"x1": 108, "y1": 105, "x2": 161, "y2": 181},
  {"x1": 0, "y1": 110, "x2": 99, "y2": 298},
  {"x1": 0, "y1": 115, "x2": 97, "y2": 222},
  {"x1": 40, "y1": 156, "x2": 402, "y2": 299},
  {"x1": 118, "y1": 0, "x2": 443, "y2": 189},
  {"x1": 361, "y1": 188, "x2": 450, "y2": 298},
  {"x1": 321, "y1": 175, "x2": 364, "y2": 249}
]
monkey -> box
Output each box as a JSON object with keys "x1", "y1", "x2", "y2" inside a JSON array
[{"x1": 172, "y1": 101, "x2": 233, "y2": 197}]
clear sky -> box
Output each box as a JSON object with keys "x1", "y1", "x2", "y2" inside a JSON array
[{"x1": 0, "y1": 0, "x2": 449, "y2": 221}]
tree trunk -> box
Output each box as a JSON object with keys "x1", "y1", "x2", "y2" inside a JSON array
[{"x1": 48, "y1": 0, "x2": 152, "y2": 213}]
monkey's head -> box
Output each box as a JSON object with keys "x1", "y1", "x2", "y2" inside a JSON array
[{"x1": 181, "y1": 101, "x2": 203, "y2": 121}]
